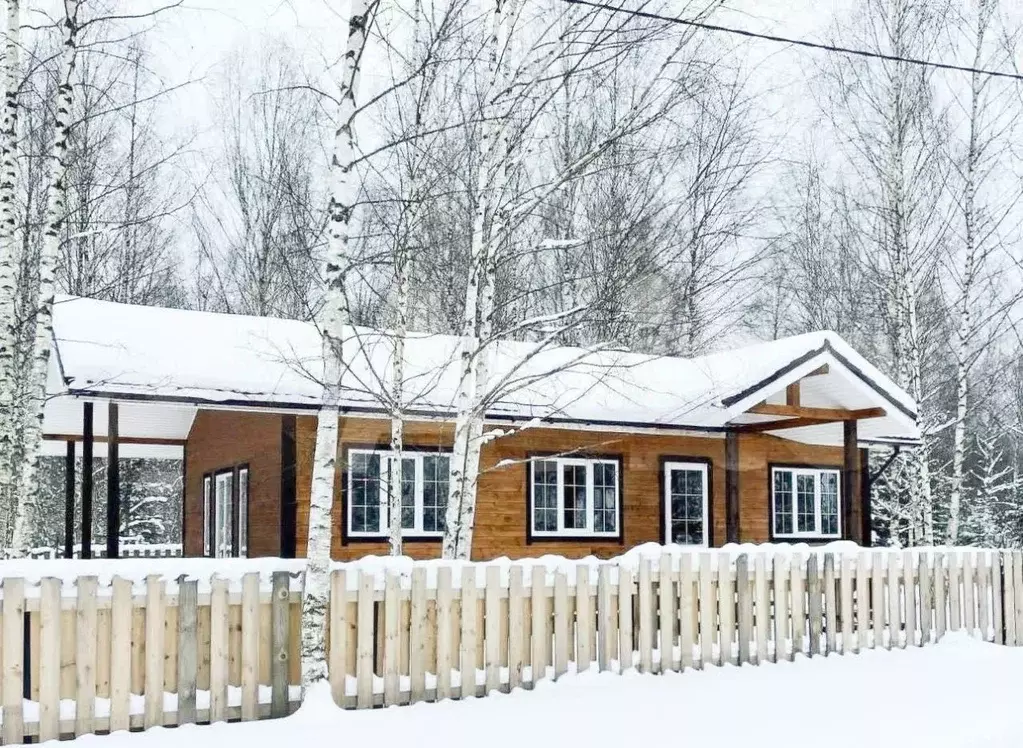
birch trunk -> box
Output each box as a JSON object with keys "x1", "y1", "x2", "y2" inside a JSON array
[
  {"x1": 0, "y1": 0, "x2": 21, "y2": 547},
  {"x1": 387, "y1": 248, "x2": 409, "y2": 556},
  {"x1": 947, "y1": 1, "x2": 992, "y2": 545},
  {"x1": 442, "y1": 0, "x2": 514, "y2": 560},
  {"x1": 299, "y1": 0, "x2": 379, "y2": 696},
  {"x1": 11, "y1": 0, "x2": 78, "y2": 553}
]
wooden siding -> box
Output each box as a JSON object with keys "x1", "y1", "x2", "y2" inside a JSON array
[
  {"x1": 292, "y1": 417, "x2": 852, "y2": 561},
  {"x1": 184, "y1": 411, "x2": 284, "y2": 557}
]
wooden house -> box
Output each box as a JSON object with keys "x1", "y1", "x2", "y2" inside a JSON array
[{"x1": 43, "y1": 297, "x2": 919, "y2": 560}]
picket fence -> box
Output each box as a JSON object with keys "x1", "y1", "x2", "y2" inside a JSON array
[
  {"x1": 1, "y1": 547, "x2": 1021, "y2": 743},
  {"x1": 27, "y1": 544, "x2": 184, "y2": 560}
]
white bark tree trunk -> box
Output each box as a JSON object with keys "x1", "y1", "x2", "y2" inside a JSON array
[
  {"x1": 11, "y1": 0, "x2": 78, "y2": 553},
  {"x1": 299, "y1": 0, "x2": 379, "y2": 697},
  {"x1": 0, "y1": 0, "x2": 21, "y2": 548},
  {"x1": 387, "y1": 247, "x2": 409, "y2": 556}
]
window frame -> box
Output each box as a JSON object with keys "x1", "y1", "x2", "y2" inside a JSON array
[
  {"x1": 202, "y1": 464, "x2": 250, "y2": 558},
  {"x1": 769, "y1": 464, "x2": 842, "y2": 540},
  {"x1": 526, "y1": 453, "x2": 623, "y2": 542},
  {"x1": 344, "y1": 447, "x2": 452, "y2": 540},
  {"x1": 661, "y1": 458, "x2": 712, "y2": 547}
]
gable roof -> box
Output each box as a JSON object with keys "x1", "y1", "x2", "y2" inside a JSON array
[{"x1": 47, "y1": 296, "x2": 919, "y2": 446}]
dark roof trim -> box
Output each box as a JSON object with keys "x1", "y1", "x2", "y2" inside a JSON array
[
  {"x1": 720, "y1": 340, "x2": 917, "y2": 421},
  {"x1": 64, "y1": 387, "x2": 728, "y2": 434}
]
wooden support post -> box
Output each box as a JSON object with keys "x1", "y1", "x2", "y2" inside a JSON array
[
  {"x1": 786, "y1": 381, "x2": 800, "y2": 406},
  {"x1": 81, "y1": 402, "x2": 94, "y2": 559},
  {"x1": 859, "y1": 447, "x2": 871, "y2": 547},
  {"x1": 64, "y1": 440, "x2": 75, "y2": 558},
  {"x1": 726, "y1": 430, "x2": 739, "y2": 544},
  {"x1": 843, "y1": 421, "x2": 858, "y2": 543},
  {"x1": 106, "y1": 402, "x2": 120, "y2": 559}
]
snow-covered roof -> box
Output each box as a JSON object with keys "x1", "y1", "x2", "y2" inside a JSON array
[{"x1": 45, "y1": 296, "x2": 919, "y2": 447}]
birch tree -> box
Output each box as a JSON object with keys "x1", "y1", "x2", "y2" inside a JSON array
[
  {"x1": 11, "y1": 0, "x2": 80, "y2": 553},
  {"x1": 300, "y1": 0, "x2": 380, "y2": 697}
]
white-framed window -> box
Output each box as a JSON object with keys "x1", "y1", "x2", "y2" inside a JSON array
[
  {"x1": 347, "y1": 449, "x2": 451, "y2": 537},
  {"x1": 204, "y1": 465, "x2": 249, "y2": 558},
  {"x1": 664, "y1": 461, "x2": 709, "y2": 546},
  {"x1": 530, "y1": 456, "x2": 620, "y2": 538},
  {"x1": 771, "y1": 466, "x2": 841, "y2": 539}
]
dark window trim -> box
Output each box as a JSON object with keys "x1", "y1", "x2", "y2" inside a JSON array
[
  {"x1": 525, "y1": 450, "x2": 625, "y2": 545},
  {"x1": 205, "y1": 464, "x2": 250, "y2": 558},
  {"x1": 236, "y1": 463, "x2": 250, "y2": 558},
  {"x1": 658, "y1": 455, "x2": 715, "y2": 547},
  {"x1": 202, "y1": 472, "x2": 212, "y2": 557},
  {"x1": 767, "y1": 461, "x2": 843, "y2": 543},
  {"x1": 211, "y1": 467, "x2": 235, "y2": 557},
  {"x1": 340, "y1": 443, "x2": 453, "y2": 546}
]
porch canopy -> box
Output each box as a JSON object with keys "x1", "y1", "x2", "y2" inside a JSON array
[{"x1": 45, "y1": 296, "x2": 921, "y2": 552}]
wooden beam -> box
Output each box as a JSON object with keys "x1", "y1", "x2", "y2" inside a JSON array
[
  {"x1": 106, "y1": 403, "x2": 120, "y2": 560},
  {"x1": 64, "y1": 441, "x2": 75, "y2": 559},
  {"x1": 786, "y1": 381, "x2": 800, "y2": 407},
  {"x1": 806, "y1": 364, "x2": 829, "y2": 377},
  {"x1": 725, "y1": 431, "x2": 739, "y2": 544},
  {"x1": 859, "y1": 447, "x2": 872, "y2": 548},
  {"x1": 43, "y1": 434, "x2": 186, "y2": 447},
  {"x1": 81, "y1": 403, "x2": 94, "y2": 560},
  {"x1": 736, "y1": 417, "x2": 844, "y2": 433},
  {"x1": 747, "y1": 404, "x2": 886, "y2": 421},
  {"x1": 843, "y1": 420, "x2": 857, "y2": 542}
]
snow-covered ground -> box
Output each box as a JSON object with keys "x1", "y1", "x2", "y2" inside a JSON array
[{"x1": 46, "y1": 633, "x2": 1022, "y2": 748}]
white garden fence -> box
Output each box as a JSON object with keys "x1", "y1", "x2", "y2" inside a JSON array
[
  {"x1": 0, "y1": 546, "x2": 1019, "y2": 743},
  {"x1": 27, "y1": 543, "x2": 184, "y2": 560}
]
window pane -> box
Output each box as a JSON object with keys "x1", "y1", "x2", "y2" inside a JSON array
[
  {"x1": 215, "y1": 473, "x2": 233, "y2": 558},
  {"x1": 532, "y1": 460, "x2": 558, "y2": 532},
  {"x1": 593, "y1": 462, "x2": 617, "y2": 533},
  {"x1": 350, "y1": 452, "x2": 380, "y2": 533},
  {"x1": 238, "y1": 468, "x2": 249, "y2": 557},
  {"x1": 796, "y1": 473, "x2": 815, "y2": 533},
  {"x1": 563, "y1": 463, "x2": 587, "y2": 530},
  {"x1": 820, "y1": 472, "x2": 840, "y2": 536},
  {"x1": 773, "y1": 470, "x2": 793, "y2": 535},
  {"x1": 669, "y1": 467, "x2": 705, "y2": 545},
  {"x1": 203, "y1": 477, "x2": 211, "y2": 557},
  {"x1": 401, "y1": 457, "x2": 416, "y2": 530},
  {"x1": 423, "y1": 455, "x2": 449, "y2": 533}
]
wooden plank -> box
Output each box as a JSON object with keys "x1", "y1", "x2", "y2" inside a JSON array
[
  {"x1": 658, "y1": 554, "x2": 676, "y2": 672},
  {"x1": 143, "y1": 576, "x2": 165, "y2": 730},
  {"x1": 576, "y1": 565, "x2": 594, "y2": 673},
  {"x1": 719, "y1": 554, "x2": 736, "y2": 664},
  {"x1": 773, "y1": 554, "x2": 789, "y2": 662},
  {"x1": 637, "y1": 559, "x2": 652, "y2": 673},
  {"x1": 823, "y1": 555, "x2": 837, "y2": 656},
  {"x1": 240, "y1": 572, "x2": 260, "y2": 721},
  {"x1": 270, "y1": 572, "x2": 290, "y2": 717},
  {"x1": 978, "y1": 552, "x2": 991, "y2": 643},
  {"x1": 2, "y1": 577, "x2": 25, "y2": 744},
  {"x1": 618, "y1": 566, "x2": 634, "y2": 672},
  {"x1": 553, "y1": 570, "x2": 569, "y2": 679},
  {"x1": 699, "y1": 553, "x2": 715, "y2": 668},
  {"x1": 902, "y1": 551, "x2": 916, "y2": 648},
  {"x1": 736, "y1": 554, "x2": 752, "y2": 665},
  {"x1": 991, "y1": 552, "x2": 1003, "y2": 646},
  {"x1": 96, "y1": 606, "x2": 111, "y2": 700},
  {"x1": 919, "y1": 554, "x2": 932, "y2": 646},
  {"x1": 806, "y1": 554, "x2": 821, "y2": 657},
  {"x1": 949, "y1": 552, "x2": 962, "y2": 633},
  {"x1": 109, "y1": 577, "x2": 132, "y2": 733},
  {"x1": 357, "y1": 569, "x2": 376, "y2": 707},
  {"x1": 462, "y1": 567, "x2": 479, "y2": 697},
  {"x1": 38, "y1": 578, "x2": 62, "y2": 742},
  {"x1": 1003, "y1": 552, "x2": 1016, "y2": 646},
  {"x1": 209, "y1": 577, "x2": 229, "y2": 723},
  {"x1": 789, "y1": 554, "x2": 804, "y2": 657},
  {"x1": 598, "y1": 565, "x2": 614, "y2": 672},
  {"x1": 680, "y1": 554, "x2": 696, "y2": 669},
  {"x1": 839, "y1": 555, "x2": 853, "y2": 655},
  {"x1": 934, "y1": 553, "x2": 948, "y2": 641},
  {"x1": 528, "y1": 567, "x2": 546, "y2": 687},
  {"x1": 855, "y1": 551, "x2": 869, "y2": 653},
  {"x1": 129, "y1": 607, "x2": 144, "y2": 697},
  {"x1": 410, "y1": 568, "x2": 428, "y2": 701},
  {"x1": 963, "y1": 551, "x2": 976, "y2": 637},
  {"x1": 163, "y1": 602, "x2": 178, "y2": 694},
  {"x1": 382, "y1": 571, "x2": 401, "y2": 705},
  {"x1": 76, "y1": 577, "x2": 99, "y2": 736},
  {"x1": 508, "y1": 565, "x2": 525, "y2": 689},
  {"x1": 886, "y1": 552, "x2": 901, "y2": 649},
  {"x1": 197, "y1": 600, "x2": 212, "y2": 691},
  {"x1": 177, "y1": 579, "x2": 199, "y2": 725},
  {"x1": 747, "y1": 403, "x2": 885, "y2": 420},
  {"x1": 1013, "y1": 551, "x2": 1023, "y2": 643},
  {"x1": 328, "y1": 571, "x2": 346, "y2": 706},
  {"x1": 871, "y1": 552, "x2": 885, "y2": 649}
]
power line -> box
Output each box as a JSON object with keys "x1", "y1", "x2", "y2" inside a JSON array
[{"x1": 564, "y1": 0, "x2": 1023, "y2": 82}]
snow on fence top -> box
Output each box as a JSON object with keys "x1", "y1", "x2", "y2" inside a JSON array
[
  {"x1": 0, "y1": 542, "x2": 998, "y2": 598},
  {"x1": 49, "y1": 296, "x2": 918, "y2": 441}
]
